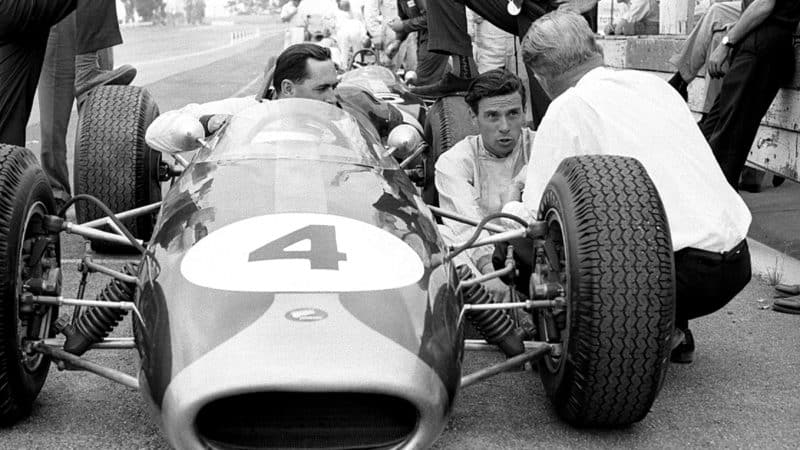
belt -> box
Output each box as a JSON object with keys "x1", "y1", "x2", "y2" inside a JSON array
[{"x1": 680, "y1": 239, "x2": 748, "y2": 264}]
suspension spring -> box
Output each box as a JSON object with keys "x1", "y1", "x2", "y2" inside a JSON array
[
  {"x1": 61, "y1": 263, "x2": 138, "y2": 355},
  {"x1": 457, "y1": 265, "x2": 524, "y2": 357}
]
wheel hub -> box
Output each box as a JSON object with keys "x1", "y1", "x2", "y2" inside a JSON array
[{"x1": 16, "y1": 202, "x2": 60, "y2": 372}]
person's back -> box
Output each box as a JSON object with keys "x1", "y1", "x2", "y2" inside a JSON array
[{"x1": 529, "y1": 66, "x2": 750, "y2": 252}]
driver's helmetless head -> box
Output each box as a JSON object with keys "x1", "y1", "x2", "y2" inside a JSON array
[
  {"x1": 273, "y1": 43, "x2": 339, "y2": 105},
  {"x1": 464, "y1": 69, "x2": 526, "y2": 159}
]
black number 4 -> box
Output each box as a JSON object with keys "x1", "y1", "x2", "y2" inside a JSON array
[{"x1": 248, "y1": 225, "x2": 347, "y2": 270}]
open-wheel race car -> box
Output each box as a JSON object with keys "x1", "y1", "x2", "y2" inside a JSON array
[{"x1": 0, "y1": 64, "x2": 676, "y2": 448}]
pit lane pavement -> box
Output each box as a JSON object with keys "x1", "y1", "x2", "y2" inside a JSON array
[{"x1": 5, "y1": 19, "x2": 799, "y2": 449}]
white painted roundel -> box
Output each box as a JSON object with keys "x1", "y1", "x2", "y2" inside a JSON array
[{"x1": 180, "y1": 213, "x2": 425, "y2": 292}]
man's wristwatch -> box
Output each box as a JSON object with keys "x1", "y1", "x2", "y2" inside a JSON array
[{"x1": 721, "y1": 35, "x2": 735, "y2": 48}]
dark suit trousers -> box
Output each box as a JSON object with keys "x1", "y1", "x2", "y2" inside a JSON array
[
  {"x1": 0, "y1": 0, "x2": 121, "y2": 146},
  {"x1": 0, "y1": 0, "x2": 76, "y2": 146},
  {"x1": 698, "y1": 22, "x2": 795, "y2": 188}
]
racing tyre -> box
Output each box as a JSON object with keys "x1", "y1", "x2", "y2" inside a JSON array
[
  {"x1": 422, "y1": 96, "x2": 477, "y2": 206},
  {"x1": 0, "y1": 145, "x2": 60, "y2": 424},
  {"x1": 74, "y1": 85, "x2": 161, "y2": 253},
  {"x1": 536, "y1": 155, "x2": 675, "y2": 427}
]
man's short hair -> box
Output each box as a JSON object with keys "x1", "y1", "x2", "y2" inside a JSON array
[
  {"x1": 273, "y1": 43, "x2": 332, "y2": 92},
  {"x1": 522, "y1": 10, "x2": 603, "y2": 80},
  {"x1": 464, "y1": 69, "x2": 527, "y2": 114}
]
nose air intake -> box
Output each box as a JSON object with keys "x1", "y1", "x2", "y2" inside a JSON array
[{"x1": 195, "y1": 392, "x2": 419, "y2": 449}]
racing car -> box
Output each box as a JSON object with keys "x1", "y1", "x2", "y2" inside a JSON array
[{"x1": 0, "y1": 65, "x2": 676, "y2": 448}]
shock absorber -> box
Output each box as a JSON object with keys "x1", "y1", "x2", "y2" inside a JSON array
[
  {"x1": 58, "y1": 263, "x2": 138, "y2": 356},
  {"x1": 457, "y1": 265, "x2": 525, "y2": 357}
]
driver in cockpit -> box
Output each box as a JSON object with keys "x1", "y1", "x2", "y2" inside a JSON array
[{"x1": 146, "y1": 43, "x2": 409, "y2": 153}]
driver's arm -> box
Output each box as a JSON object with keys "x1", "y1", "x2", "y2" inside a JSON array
[{"x1": 145, "y1": 97, "x2": 258, "y2": 153}]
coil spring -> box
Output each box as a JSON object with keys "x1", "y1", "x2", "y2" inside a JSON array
[
  {"x1": 456, "y1": 265, "x2": 516, "y2": 343},
  {"x1": 74, "y1": 263, "x2": 137, "y2": 343}
]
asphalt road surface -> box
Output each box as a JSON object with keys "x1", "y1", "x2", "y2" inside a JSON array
[{"x1": 5, "y1": 16, "x2": 800, "y2": 449}]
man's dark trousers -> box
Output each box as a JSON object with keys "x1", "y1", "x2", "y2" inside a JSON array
[
  {"x1": 0, "y1": 0, "x2": 122, "y2": 147},
  {"x1": 698, "y1": 22, "x2": 795, "y2": 188}
]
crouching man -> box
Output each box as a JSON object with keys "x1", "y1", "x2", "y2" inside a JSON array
[
  {"x1": 516, "y1": 10, "x2": 752, "y2": 363},
  {"x1": 435, "y1": 69, "x2": 533, "y2": 302}
]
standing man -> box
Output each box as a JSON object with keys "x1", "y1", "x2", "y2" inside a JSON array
[
  {"x1": 388, "y1": 0, "x2": 450, "y2": 85},
  {"x1": 38, "y1": 7, "x2": 137, "y2": 207},
  {"x1": 697, "y1": 0, "x2": 800, "y2": 188},
  {"x1": 280, "y1": 0, "x2": 306, "y2": 48},
  {"x1": 467, "y1": 7, "x2": 515, "y2": 73},
  {"x1": 0, "y1": 0, "x2": 134, "y2": 147},
  {"x1": 517, "y1": 10, "x2": 752, "y2": 363}
]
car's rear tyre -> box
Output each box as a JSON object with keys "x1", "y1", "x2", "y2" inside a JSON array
[
  {"x1": 74, "y1": 85, "x2": 161, "y2": 253},
  {"x1": 0, "y1": 145, "x2": 60, "y2": 424},
  {"x1": 536, "y1": 155, "x2": 675, "y2": 427},
  {"x1": 422, "y1": 96, "x2": 477, "y2": 206}
]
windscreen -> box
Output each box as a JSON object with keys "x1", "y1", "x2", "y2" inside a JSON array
[
  {"x1": 208, "y1": 98, "x2": 391, "y2": 168},
  {"x1": 340, "y1": 66, "x2": 401, "y2": 96}
]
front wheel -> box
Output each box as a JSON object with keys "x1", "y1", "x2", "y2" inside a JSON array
[
  {"x1": 0, "y1": 145, "x2": 61, "y2": 424},
  {"x1": 74, "y1": 85, "x2": 162, "y2": 253},
  {"x1": 536, "y1": 155, "x2": 675, "y2": 427}
]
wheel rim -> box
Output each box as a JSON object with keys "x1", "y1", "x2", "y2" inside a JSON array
[
  {"x1": 541, "y1": 208, "x2": 570, "y2": 374},
  {"x1": 16, "y1": 201, "x2": 58, "y2": 372}
]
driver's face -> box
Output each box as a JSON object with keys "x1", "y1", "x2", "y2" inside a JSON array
[{"x1": 290, "y1": 58, "x2": 339, "y2": 105}]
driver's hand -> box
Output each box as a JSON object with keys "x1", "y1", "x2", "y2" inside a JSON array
[{"x1": 202, "y1": 114, "x2": 231, "y2": 135}]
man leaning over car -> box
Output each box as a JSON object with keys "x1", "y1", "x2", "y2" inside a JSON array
[{"x1": 505, "y1": 10, "x2": 752, "y2": 364}]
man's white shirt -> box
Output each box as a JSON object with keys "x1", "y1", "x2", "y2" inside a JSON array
[{"x1": 520, "y1": 67, "x2": 751, "y2": 253}]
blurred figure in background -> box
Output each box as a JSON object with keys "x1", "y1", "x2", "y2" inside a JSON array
[
  {"x1": 467, "y1": 7, "x2": 515, "y2": 73},
  {"x1": 605, "y1": 0, "x2": 659, "y2": 35},
  {"x1": 336, "y1": 0, "x2": 369, "y2": 67},
  {"x1": 281, "y1": 0, "x2": 306, "y2": 47},
  {"x1": 364, "y1": 0, "x2": 398, "y2": 55},
  {"x1": 388, "y1": 0, "x2": 450, "y2": 85}
]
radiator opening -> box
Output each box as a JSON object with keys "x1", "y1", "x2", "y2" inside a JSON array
[{"x1": 196, "y1": 391, "x2": 418, "y2": 449}]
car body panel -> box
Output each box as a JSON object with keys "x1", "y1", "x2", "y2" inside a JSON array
[{"x1": 132, "y1": 99, "x2": 463, "y2": 448}]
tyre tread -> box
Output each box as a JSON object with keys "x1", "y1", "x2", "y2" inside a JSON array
[{"x1": 541, "y1": 155, "x2": 675, "y2": 427}]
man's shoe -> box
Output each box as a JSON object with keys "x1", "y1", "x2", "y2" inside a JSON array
[
  {"x1": 773, "y1": 297, "x2": 800, "y2": 315},
  {"x1": 775, "y1": 284, "x2": 800, "y2": 296},
  {"x1": 410, "y1": 72, "x2": 473, "y2": 98},
  {"x1": 670, "y1": 327, "x2": 695, "y2": 364},
  {"x1": 75, "y1": 64, "x2": 137, "y2": 99}
]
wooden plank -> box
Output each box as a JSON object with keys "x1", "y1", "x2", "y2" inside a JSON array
[
  {"x1": 659, "y1": 0, "x2": 695, "y2": 35},
  {"x1": 685, "y1": 76, "x2": 800, "y2": 132},
  {"x1": 637, "y1": 69, "x2": 800, "y2": 182},
  {"x1": 748, "y1": 125, "x2": 800, "y2": 180},
  {"x1": 598, "y1": 35, "x2": 800, "y2": 88}
]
